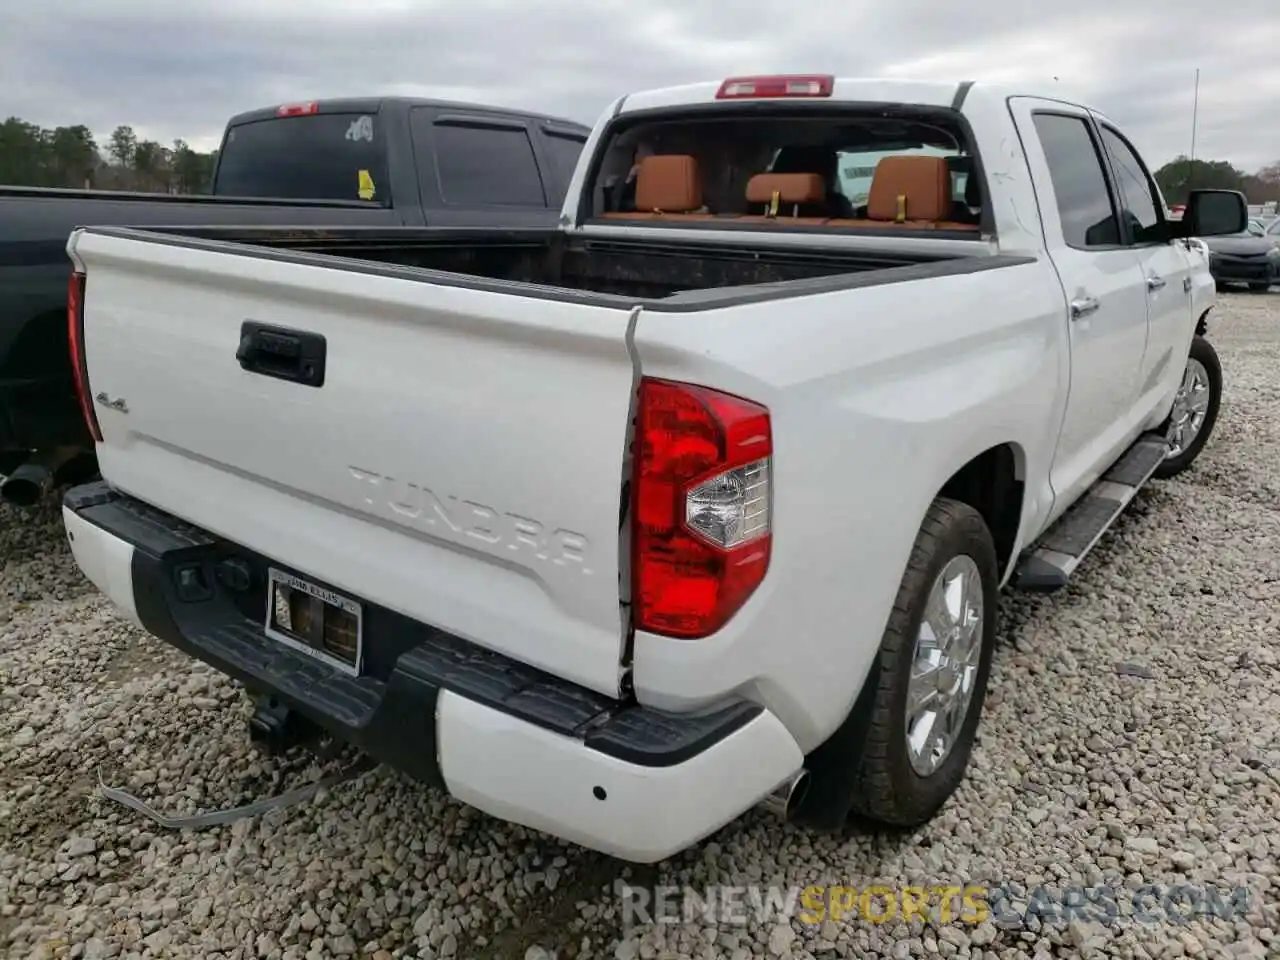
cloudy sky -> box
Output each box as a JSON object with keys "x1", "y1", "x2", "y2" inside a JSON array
[{"x1": 4, "y1": 0, "x2": 1279, "y2": 173}]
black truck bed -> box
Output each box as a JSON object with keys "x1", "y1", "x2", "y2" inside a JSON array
[{"x1": 0, "y1": 191, "x2": 406, "y2": 471}]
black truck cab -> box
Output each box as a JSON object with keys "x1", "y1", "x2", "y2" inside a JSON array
[{"x1": 211, "y1": 97, "x2": 591, "y2": 226}]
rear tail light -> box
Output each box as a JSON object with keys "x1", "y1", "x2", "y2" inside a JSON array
[
  {"x1": 715, "y1": 75, "x2": 835, "y2": 99},
  {"x1": 276, "y1": 102, "x2": 320, "y2": 117},
  {"x1": 632, "y1": 377, "x2": 772, "y2": 639},
  {"x1": 66, "y1": 270, "x2": 101, "y2": 443}
]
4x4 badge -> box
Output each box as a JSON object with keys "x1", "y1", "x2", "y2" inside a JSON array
[{"x1": 94, "y1": 392, "x2": 129, "y2": 414}]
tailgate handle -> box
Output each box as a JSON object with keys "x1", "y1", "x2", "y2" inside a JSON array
[{"x1": 236, "y1": 322, "x2": 326, "y2": 388}]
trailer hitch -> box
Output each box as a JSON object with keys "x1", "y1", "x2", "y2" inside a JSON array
[{"x1": 247, "y1": 696, "x2": 323, "y2": 756}]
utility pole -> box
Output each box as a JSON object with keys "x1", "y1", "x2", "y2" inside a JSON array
[{"x1": 1188, "y1": 68, "x2": 1200, "y2": 193}]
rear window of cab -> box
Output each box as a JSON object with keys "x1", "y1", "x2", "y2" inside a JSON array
[{"x1": 213, "y1": 113, "x2": 389, "y2": 204}]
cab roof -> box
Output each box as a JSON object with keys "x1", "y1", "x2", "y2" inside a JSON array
[
  {"x1": 225, "y1": 96, "x2": 592, "y2": 131},
  {"x1": 616, "y1": 76, "x2": 1102, "y2": 118}
]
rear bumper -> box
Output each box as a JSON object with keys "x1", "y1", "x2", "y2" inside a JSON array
[{"x1": 63, "y1": 482, "x2": 804, "y2": 862}]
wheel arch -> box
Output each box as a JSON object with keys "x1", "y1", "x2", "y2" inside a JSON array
[
  {"x1": 793, "y1": 443, "x2": 1025, "y2": 830},
  {"x1": 1195, "y1": 307, "x2": 1212, "y2": 338},
  {"x1": 935, "y1": 441, "x2": 1027, "y2": 581}
]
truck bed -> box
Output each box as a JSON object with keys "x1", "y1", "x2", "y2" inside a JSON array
[
  {"x1": 64, "y1": 222, "x2": 1034, "y2": 698},
  {"x1": 93, "y1": 225, "x2": 1004, "y2": 304}
]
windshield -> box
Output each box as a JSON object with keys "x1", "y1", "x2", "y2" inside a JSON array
[{"x1": 213, "y1": 112, "x2": 389, "y2": 203}]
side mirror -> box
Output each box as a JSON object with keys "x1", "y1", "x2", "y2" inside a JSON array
[{"x1": 1176, "y1": 189, "x2": 1248, "y2": 238}]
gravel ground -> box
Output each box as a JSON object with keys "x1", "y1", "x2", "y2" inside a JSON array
[{"x1": 3, "y1": 291, "x2": 1279, "y2": 960}]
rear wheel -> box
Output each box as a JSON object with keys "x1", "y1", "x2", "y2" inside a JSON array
[
  {"x1": 1153, "y1": 335, "x2": 1222, "y2": 480},
  {"x1": 845, "y1": 498, "x2": 999, "y2": 827}
]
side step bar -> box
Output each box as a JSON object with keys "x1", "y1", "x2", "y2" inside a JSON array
[{"x1": 1013, "y1": 433, "x2": 1168, "y2": 591}]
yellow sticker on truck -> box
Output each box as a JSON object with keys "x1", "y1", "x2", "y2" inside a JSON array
[{"x1": 358, "y1": 169, "x2": 375, "y2": 201}]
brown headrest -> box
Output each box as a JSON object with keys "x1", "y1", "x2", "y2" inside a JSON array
[
  {"x1": 634, "y1": 155, "x2": 702, "y2": 213},
  {"x1": 745, "y1": 173, "x2": 826, "y2": 206},
  {"x1": 866, "y1": 156, "x2": 952, "y2": 222}
]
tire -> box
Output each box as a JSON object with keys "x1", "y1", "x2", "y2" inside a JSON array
[
  {"x1": 845, "y1": 498, "x2": 1000, "y2": 827},
  {"x1": 1214, "y1": 281, "x2": 1228, "y2": 293},
  {"x1": 1153, "y1": 334, "x2": 1222, "y2": 480},
  {"x1": 1248, "y1": 282, "x2": 1270, "y2": 293}
]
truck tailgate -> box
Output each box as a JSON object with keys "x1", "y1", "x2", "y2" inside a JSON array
[{"x1": 69, "y1": 228, "x2": 639, "y2": 697}]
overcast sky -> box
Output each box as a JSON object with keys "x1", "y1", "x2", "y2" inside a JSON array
[{"x1": 4, "y1": 0, "x2": 1278, "y2": 173}]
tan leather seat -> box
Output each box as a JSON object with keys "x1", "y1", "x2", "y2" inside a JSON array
[
  {"x1": 598, "y1": 151, "x2": 980, "y2": 232},
  {"x1": 865, "y1": 155, "x2": 952, "y2": 224},
  {"x1": 819, "y1": 155, "x2": 981, "y2": 231},
  {"x1": 603, "y1": 154, "x2": 711, "y2": 219}
]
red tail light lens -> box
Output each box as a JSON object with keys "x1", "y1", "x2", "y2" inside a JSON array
[
  {"x1": 66, "y1": 270, "x2": 101, "y2": 443},
  {"x1": 715, "y1": 75, "x2": 835, "y2": 99},
  {"x1": 276, "y1": 102, "x2": 320, "y2": 116},
  {"x1": 632, "y1": 378, "x2": 772, "y2": 639}
]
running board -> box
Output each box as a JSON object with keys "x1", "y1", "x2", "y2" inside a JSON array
[{"x1": 1013, "y1": 433, "x2": 1168, "y2": 591}]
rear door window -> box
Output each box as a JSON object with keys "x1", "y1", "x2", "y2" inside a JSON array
[
  {"x1": 1032, "y1": 113, "x2": 1121, "y2": 248},
  {"x1": 417, "y1": 116, "x2": 548, "y2": 207},
  {"x1": 213, "y1": 112, "x2": 388, "y2": 203},
  {"x1": 541, "y1": 131, "x2": 588, "y2": 202}
]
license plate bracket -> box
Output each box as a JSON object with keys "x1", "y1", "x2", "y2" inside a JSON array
[{"x1": 263, "y1": 568, "x2": 364, "y2": 676}]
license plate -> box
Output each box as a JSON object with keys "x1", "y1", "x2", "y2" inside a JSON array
[{"x1": 264, "y1": 568, "x2": 363, "y2": 676}]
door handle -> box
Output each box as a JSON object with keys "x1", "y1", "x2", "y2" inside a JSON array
[
  {"x1": 1183, "y1": 276, "x2": 1193, "y2": 294},
  {"x1": 1070, "y1": 296, "x2": 1100, "y2": 320},
  {"x1": 236, "y1": 321, "x2": 327, "y2": 387},
  {"x1": 1146, "y1": 275, "x2": 1167, "y2": 291}
]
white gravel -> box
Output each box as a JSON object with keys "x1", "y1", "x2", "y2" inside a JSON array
[{"x1": 3, "y1": 291, "x2": 1279, "y2": 960}]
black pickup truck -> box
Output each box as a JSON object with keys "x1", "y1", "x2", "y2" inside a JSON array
[{"x1": 0, "y1": 96, "x2": 590, "y2": 503}]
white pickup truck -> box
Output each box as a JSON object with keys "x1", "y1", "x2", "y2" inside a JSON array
[{"x1": 61, "y1": 75, "x2": 1246, "y2": 863}]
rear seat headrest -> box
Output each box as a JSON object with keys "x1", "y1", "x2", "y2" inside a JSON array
[
  {"x1": 634, "y1": 155, "x2": 702, "y2": 213},
  {"x1": 745, "y1": 173, "x2": 826, "y2": 206},
  {"x1": 866, "y1": 156, "x2": 952, "y2": 222}
]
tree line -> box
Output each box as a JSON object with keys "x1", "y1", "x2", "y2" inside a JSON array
[
  {"x1": 3, "y1": 113, "x2": 1279, "y2": 207},
  {"x1": 0, "y1": 117, "x2": 217, "y2": 194},
  {"x1": 1153, "y1": 156, "x2": 1280, "y2": 206}
]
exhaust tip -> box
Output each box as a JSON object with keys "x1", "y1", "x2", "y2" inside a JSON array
[
  {"x1": 2, "y1": 480, "x2": 42, "y2": 508},
  {"x1": 760, "y1": 769, "x2": 810, "y2": 822},
  {"x1": 0, "y1": 469, "x2": 50, "y2": 507},
  {"x1": 0, "y1": 448, "x2": 82, "y2": 507}
]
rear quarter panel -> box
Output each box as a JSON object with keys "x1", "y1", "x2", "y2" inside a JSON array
[{"x1": 629, "y1": 258, "x2": 1066, "y2": 750}]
